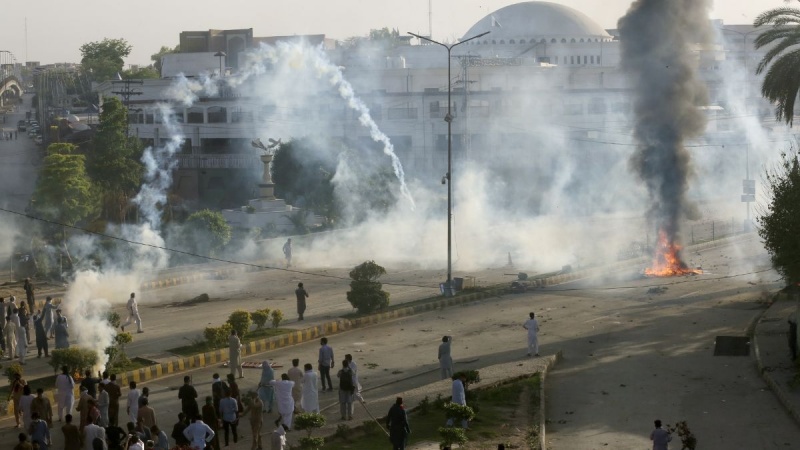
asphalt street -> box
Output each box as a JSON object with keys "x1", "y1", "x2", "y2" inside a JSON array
[{"x1": 3, "y1": 233, "x2": 798, "y2": 449}]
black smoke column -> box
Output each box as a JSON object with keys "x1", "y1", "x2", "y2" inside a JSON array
[{"x1": 619, "y1": 0, "x2": 712, "y2": 272}]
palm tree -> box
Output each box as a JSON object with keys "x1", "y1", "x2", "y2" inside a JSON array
[{"x1": 755, "y1": 7, "x2": 800, "y2": 125}]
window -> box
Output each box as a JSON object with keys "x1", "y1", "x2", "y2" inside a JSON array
[
  {"x1": 520, "y1": 39, "x2": 526, "y2": 44},
  {"x1": 584, "y1": 56, "x2": 588, "y2": 64},
  {"x1": 172, "y1": 108, "x2": 185, "y2": 123},
  {"x1": 207, "y1": 106, "x2": 227, "y2": 123},
  {"x1": 590, "y1": 56, "x2": 595, "y2": 64},
  {"x1": 551, "y1": 38, "x2": 557, "y2": 43},
  {"x1": 561, "y1": 38, "x2": 567, "y2": 43},
  {"x1": 580, "y1": 38, "x2": 584, "y2": 43},
  {"x1": 597, "y1": 55, "x2": 602, "y2": 65},
  {"x1": 571, "y1": 56, "x2": 575, "y2": 64},
  {"x1": 570, "y1": 38, "x2": 576, "y2": 43},
  {"x1": 187, "y1": 107, "x2": 203, "y2": 123}
]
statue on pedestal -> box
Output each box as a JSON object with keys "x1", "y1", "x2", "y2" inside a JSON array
[{"x1": 251, "y1": 138, "x2": 282, "y2": 200}]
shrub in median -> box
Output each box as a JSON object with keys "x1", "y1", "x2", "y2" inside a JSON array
[
  {"x1": 204, "y1": 323, "x2": 233, "y2": 350},
  {"x1": 251, "y1": 309, "x2": 270, "y2": 329},
  {"x1": 227, "y1": 310, "x2": 252, "y2": 338},
  {"x1": 49, "y1": 348, "x2": 99, "y2": 376},
  {"x1": 346, "y1": 260, "x2": 390, "y2": 314}
]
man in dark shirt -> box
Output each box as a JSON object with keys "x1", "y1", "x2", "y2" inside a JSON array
[
  {"x1": 171, "y1": 412, "x2": 190, "y2": 447},
  {"x1": 178, "y1": 375, "x2": 199, "y2": 418},
  {"x1": 80, "y1": 370, "x2": 99, "y2": 398},
  {"x1": 387, "y1": 397, "x2": 411, "y2": 450},
  {"x1": 105, "y1": 423, "x2": 127, "y2": 450},
  {"x1": 105, "y1": 374, "x2": 122, "y2": 426}
]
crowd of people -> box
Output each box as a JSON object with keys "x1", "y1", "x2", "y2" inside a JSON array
[
  {"x1": 2, "y1": 280, "x2": 71, "y2": 366},
  {"x1": 7, "y1": 334, "x2": 368, "y2": 450}
]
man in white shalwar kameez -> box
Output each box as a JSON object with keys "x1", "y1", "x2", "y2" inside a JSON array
[
  {"x1": 121, "y1": 293, "x2": 142, "y2": 333},
  {"x1": 438, "y1": 336, "x2": 453, "y2": 379},
  {"x1": 55, "y1": 365, "x2": 75, "y2": 422},
  {"x1": 446, "y1": 374, "x2": 469, "y2": 429},
  {"x1": 228, "y1": 330, "x2": 243, "y2": 379},
  {"x1": 269, "y1": 374, "x2": 295, "y2": 430},
  {"x1": 300, "y1": 364, "x2": 319, "y2": 413},
  {"x1": 345, "y1": 354, "x2": 364, "y2": 402},
  {"x1": 5, "y1": 318, "x2": 17, "y2": 359},
  {"x1": 523, "y1": 312, "x2": 541, "y2": 357},
  {"x1": 16, "y1": 324, "x2": 28, "y2": 364}
]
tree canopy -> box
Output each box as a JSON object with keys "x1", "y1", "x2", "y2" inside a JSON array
[
  {"x1": 86, "y1": 97, "x2": 144, "y2": 222},
  {"x1": 754, "y1": 6, "x2": 800, "y2": 124},
  {"x1": 184, "y1": 209, "x2": 232, "y2": 256},
  {"x1": 758, "y1": 150, "x2": 800, "y2": 284},
  {"x1": 80, "y1": 38, "x2": 132, "y2": 81},
  {"x1": 32, "y1": 143, "x2": 99, "y2": 226},
  {"x1": 150, "y1": 44, "x2": 180, "y2": 75}
]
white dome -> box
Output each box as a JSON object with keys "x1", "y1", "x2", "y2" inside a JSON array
[{"x1": 462, "y1": 1, "x2": 611, "y2": 43}]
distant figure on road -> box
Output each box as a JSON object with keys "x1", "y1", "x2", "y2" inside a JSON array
[
  {"x1": 122, "y1": 293, "x2": 142, "y2": 333},
  {"x1": 650, "y1": 419, "x2": 672, "y2": 450},
  {"x1": 228, "y1": 330, "x2": 243, "y2": 379},
  {"x1": 523, "y1": 312, "x2": 540, "y2": 357},
  {"x1": 438, "y1": 335, "x2": 453, "y2": 379},
  {"x1": 295, "y1": 283, "x2": 308, "y2": 321},
  {"x1": 283, "y1": 238, "x2": 292, "y2": 268},
  {"x1": 386, "y1": 397, "x2": 410, "y2": 450},
  {"x1": 23, "y1": 278, "x2": 34, "y2": 313}
]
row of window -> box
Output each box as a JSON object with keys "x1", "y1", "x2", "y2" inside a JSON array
[{"x1": 128, "y1": 96, "x2": 630, "y2": 126}]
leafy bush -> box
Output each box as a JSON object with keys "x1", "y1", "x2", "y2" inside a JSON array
[
  {"x1": 438, "y1": 426, "x2": 468, "y2": 449},
  {"x1": 203, "y1": 323, "x2": 233, "y2": 349},
  {"x1": 346, "y1": 260, "x2": 390, "y2": 314},
  {"x1": 227, "y1": 310, "x2": 252, "y2": 338},
  {"x1": 105, "y1": 332, "x2": 133, "y2": 371},
  {"x1": 417, "y1": 395, "x2": 432, "y2": 415},
  {"x1": 298, "y1": 437, "x2": 325, "y2": 450},
  {"x1": 295, "y1": 412, "x2": 326, "y2": 449},
  {"x1": 50, "y1": 348, "x2": 99, "y2": 376},
  {"x1": 106, "y1": 311, "x2": 121, "y2": 329},
  {"x1": 270, "y1": 309, "x2": 284, "y2": 328},
  {"x1": 251, "y1": 309, "x2": 270, "y2": 329},
  {"x1": 4, "y1": 363, "x2": 23, "y2": 384},
  {"x1": 443, "y1": 402, "x2": 475, "y2": 424},
  {"x1": 334, "y1": 423, "x2": 352, "y2": 441}
]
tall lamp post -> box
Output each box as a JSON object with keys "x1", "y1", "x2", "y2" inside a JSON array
[
  {"x1": 214, "y1": 51, "x2": 226, "y2": 76},
  {"x1": 408, "y1": 30, "x2": 489, "y2": 296}
]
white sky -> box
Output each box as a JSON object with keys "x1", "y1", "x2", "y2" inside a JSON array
[{"x1": 0, "y1": 0, "x2": 788, "y2": 66}]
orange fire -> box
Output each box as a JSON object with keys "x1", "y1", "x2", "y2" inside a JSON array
[{"x1": 644, "y1": 229, "x2": 702, "y2": 277}]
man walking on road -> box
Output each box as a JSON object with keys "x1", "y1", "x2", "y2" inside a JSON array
[
  {"x1": 318, "y1": 337, "x2": 334, "y2": 392},
  {"x1": 295, "y1": 283, "x2": 308, "y2": 321},
  {"x1": 178, "y1": 376, "x2": 199, "y2": 419},
  {"x1": 523, "y1": 312, "x2": 540, "y2": 357},
  {"x1": 122, "y1": 293, "x2": 142, "y2": 333},
  {"x1": 287, "y1": 358, "x2": 303, "y2": 412},
  {"x1": 283, "y1": 238, "x2": 292, "y2": 267}
]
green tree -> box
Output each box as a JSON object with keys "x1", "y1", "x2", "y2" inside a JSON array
[
  {"x1": 227, "y1": 310, "x2": 252, "y2": 338},
  {"x1": 758, "y1": 151, "x2": 800, "y2": 284},
  {"x1": 87, "y1": 97, "x2": 144, "y2": 222},
  {"x1": 150, "y1": 44, "x2": 180, "y2": 75},
  {"x1": 346, "y1": 260, "x2": 390, "y2": 314},
  {"x1": 32, "y1": 143, "x2": 99, "y2": 267},
  {"x1": 755, "y1": 6, "x2": 800, "y2": 124},
  {"x1": 122, "y1": 66, "x2": 160, "y2": 79},
  {"x1": 272, "y1": 138, "x2": 339, "y2": 224},
  {"x1": 33, "y1": 143, "x2": 98, "y2": 226},
  {"x1": 184, "y1": 209, "x2": 232, "y2": 256},
  {"x1": 80, "y1": 38, "x2": 132, "y2": 81}
]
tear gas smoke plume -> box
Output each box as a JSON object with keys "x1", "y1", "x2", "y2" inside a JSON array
[{"x1": 619, "y1": 0, "x2": 713, "y2": 274}]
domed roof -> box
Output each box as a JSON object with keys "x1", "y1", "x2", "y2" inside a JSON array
[{"x1": 461, "y1": 1, "x2": 611, "y2": 42}]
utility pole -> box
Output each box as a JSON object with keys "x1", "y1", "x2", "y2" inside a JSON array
[{"x1": 111, "y1": 78, "x2": 143, "y2": 136}]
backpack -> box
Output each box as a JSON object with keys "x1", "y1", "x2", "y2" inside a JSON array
[{"x1": 339, "y1": 368, "x2": 354, "y2": 392}]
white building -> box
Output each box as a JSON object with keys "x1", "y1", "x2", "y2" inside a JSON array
[{"x1": 96, "y1": 1, "x2": 775, "y2": 218}]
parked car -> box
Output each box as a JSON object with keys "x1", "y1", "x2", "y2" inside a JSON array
[{"x1": 17, "y1": 120, "x2": 26, "y2": 131}]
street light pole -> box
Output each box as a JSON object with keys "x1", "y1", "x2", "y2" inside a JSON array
[{"x1": 408, "y1": 30, "x2": 489, "y2": 296}]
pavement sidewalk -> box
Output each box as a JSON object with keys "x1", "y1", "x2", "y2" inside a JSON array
[{"x1": 753, "y1": 296, "x2": 800, "y2": 426}]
